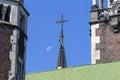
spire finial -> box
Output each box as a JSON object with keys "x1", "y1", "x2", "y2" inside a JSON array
[
  {"x1": 56, "y1": 14, "x2": 68, "y2": 47},
  {"x1": 56, "y1": 14, "x2": 68, "y2": 69}
]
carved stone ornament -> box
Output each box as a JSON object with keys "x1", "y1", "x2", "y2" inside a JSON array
[
  {"x1": 111, "y1": 24, "x2": 120, "y2": 33},
  {"x1": 91, "y1": 5, "x2": 98, "y2": 10}
]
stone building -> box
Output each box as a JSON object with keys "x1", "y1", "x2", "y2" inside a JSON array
[
  {"x1": 0, "y1": 0, "x2": 29, "y2": 80},
  {"x1": 90, "y1": 0, "x2": 120, "y2": 64}
]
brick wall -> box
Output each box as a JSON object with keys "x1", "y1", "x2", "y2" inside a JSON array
[
  {"x1": 0, "y1": 24, "x2": 13, "y2": 80},
  {"x1": 96, "y1": 22, "x2": 120, "y2": 63}
]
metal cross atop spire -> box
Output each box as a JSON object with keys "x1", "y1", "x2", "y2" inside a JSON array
[
  {"x1": 56, "y1": 14, "x2": 68, "y2": 69},
  {"x1": 56, "y1": 14, "x2": 69, "y2": 35},
  {"x1": 56, "y1": 14, "x2": 68, "y2": 47}
]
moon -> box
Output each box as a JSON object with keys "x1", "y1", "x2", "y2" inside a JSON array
[{"x1": 46, "y1": 46, "x2": 52, "y2": 52}]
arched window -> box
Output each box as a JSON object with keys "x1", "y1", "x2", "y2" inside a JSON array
[
  {"x1": 0, "y1": 5, "x2": 11, "y2": 22},
  {"x1": 20, "y1": 13, "x2": 26, "y2": 31},
  {"x1": 5, "y1": 6, "x2": 11, "y2": 22},
  {"x1": 0, "y1": 4, "x2": 3, "y2": 20},
  {"x1": 20, "y1": 16, "x2": 25, "y2": 27}
]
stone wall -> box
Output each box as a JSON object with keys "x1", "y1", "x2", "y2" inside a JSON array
[
  {"x1": 0, "y1": 24, "x2": 13, "y2": 80},
  {"x1": 96, "y1": 22, "x2": 120, "y2": 63}
]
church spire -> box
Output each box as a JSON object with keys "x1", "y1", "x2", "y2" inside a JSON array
[{"x1": 56, "y1": 14, "x2": 68, "y2": 69}]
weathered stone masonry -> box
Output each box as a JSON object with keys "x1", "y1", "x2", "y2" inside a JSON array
[
  {"x1": 0, "y1": 0, "x2": 29, "y2": 80},
  {"x1": 91, "y1": 24, "x2": 100, "y2": 64},
  {"x1": 90, "y1": 0, "x2": 120, "y2": 64},
  {"x1": 96, "y1": 22, "x2": 120, "y2": 63},
  {"x1": 0, "y1": 24, "x2": 13, "y2": 80}
]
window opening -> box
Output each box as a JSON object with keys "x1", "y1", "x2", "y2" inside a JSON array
[
  {"x1": 5, "y1": 6, "x2": 11, "y2": 22},
  {"x1": 0, "y1": 4, "x2": 3, "y2": 20}
]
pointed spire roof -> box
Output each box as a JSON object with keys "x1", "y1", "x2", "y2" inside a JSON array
[{"x1": 56, "y1": 14, "x2": 68, "y2": 69}]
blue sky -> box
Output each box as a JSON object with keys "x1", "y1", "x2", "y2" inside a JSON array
[{"x1": 25, "y1": 0, "x2": 92, "y2": 73}]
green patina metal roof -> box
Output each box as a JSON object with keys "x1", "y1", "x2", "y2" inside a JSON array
[{"x1": 26, "y1": 62, "x2": 120, "y2": 80}]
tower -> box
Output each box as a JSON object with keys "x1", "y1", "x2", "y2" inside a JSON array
[
  {"x1": 56, "y1": 14, "x2": 68, "y2": 69},
  {"x1": 90, "y1": 0, "x2": 120, "y2": 64},
  {"x1": 0, "y1": 0, "x2": 29, "y2": 80}
]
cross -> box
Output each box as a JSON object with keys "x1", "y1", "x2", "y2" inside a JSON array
[
  {"x1": 56, "y1": 14, "x2": 68, "y2": 34},
  {"x1": 56, "y1": 14, "x2": 68, "y2": 47}
]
